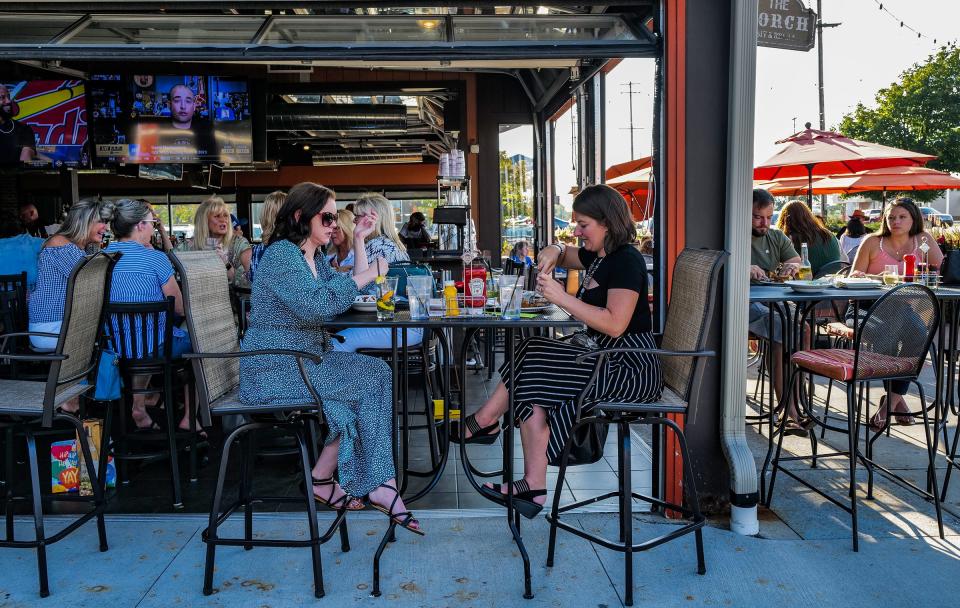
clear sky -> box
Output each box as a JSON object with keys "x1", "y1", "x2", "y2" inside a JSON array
[{"x1": 524, "y1": 0, "x2": 960, "y2": 212}]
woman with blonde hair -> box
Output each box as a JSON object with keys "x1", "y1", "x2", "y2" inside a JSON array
[
  {"x1": 176, "y1": 196, "x2": 252, "y2": 285},
  {"x1": 352, "y1": 193, "x2": 409, "y2": 264},
  {"x1": 247, "y1": 190, "x2": 286, "y2": 282},
  {"x1": 326, "y1": 208, "x2": 356, "y2": 271},
  {"x1": 333, "y1": 194, "x2": 421, "y2": 352}
]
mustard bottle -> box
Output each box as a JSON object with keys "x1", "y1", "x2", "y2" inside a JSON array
[{"x1": 443, "y1": 280, "x2": 460, "y2": 317}]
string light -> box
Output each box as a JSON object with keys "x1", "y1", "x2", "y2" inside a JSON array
[{"x1": 869, "y1": 0, "x2": 957, "y2": 47}]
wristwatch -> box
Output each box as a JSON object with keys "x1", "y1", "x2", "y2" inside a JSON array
[{"x1": 550, "y1": 242, "x2": 566, "y2": 257}]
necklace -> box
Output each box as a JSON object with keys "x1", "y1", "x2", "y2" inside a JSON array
[
  {"x1": 576, "y1": 256, "x2": 604, "y2": 298},
  {"x1": 0, "y1": 121, "x2": 13, "y2": 135}
]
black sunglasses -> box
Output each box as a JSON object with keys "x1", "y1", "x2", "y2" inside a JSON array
[{"x1": 320, "y1": 212, "x2": 337, "y2": 227}]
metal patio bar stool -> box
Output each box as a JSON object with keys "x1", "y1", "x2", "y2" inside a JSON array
[
  {"x1": 104, "y1": 297, "x2": 199, "y2": 508},
  {"x1": 172, "y1": 250, "x2": 349, "y2": 599},
  {"x1": 764, "y1": 283, "x2": 942, "y2": 551},
  {"x1": 0, "y1": 252, "x2": 119, "y2": 597},
  {"x1": 546, "y1": 248, "x2": 726, "y2": 606}
]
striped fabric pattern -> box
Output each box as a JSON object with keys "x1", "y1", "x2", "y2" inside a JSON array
[
  {"x1": 500, "y1": 332, "x2": 663, "y2": 463},
  {"x1": 28, "y1": 243, "x2": 85, "y2": 324},
  {"x1": 791, "y1": 348, "x2": 916, "y2": 381},
  {"x1": 103, "y1": 241, "x2": 175, "y2": 358}
]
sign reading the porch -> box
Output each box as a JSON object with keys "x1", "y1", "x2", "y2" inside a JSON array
[{"x1": 757, "y1": 0, "x2": 816, "y2": 52}]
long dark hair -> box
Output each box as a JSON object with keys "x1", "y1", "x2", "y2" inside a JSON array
[
  {"x1": 572, "y1": 184, "x2": 636, "y2": 252},
  {"x1": 269, "y1": 182, "x2": 336, "y2": 246},
  {"x1": 775, "y1": 200, "x2": 834, "y2": 250},
  {"x1": 880, "y1": 197, "x2": 923, "y2": 237}
]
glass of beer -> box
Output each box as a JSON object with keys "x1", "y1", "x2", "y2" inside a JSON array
[{"x1": 883, "y1": 264, "x2": 899, "y2": 286}]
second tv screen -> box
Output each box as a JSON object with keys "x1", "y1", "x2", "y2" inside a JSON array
[{"x1": 90, "y1": 75, "x2": 251, "y2": 164}]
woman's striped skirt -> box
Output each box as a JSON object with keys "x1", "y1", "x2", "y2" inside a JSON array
[{"x1": 498, "y1": 332, "x2": 663, "y2": 463}]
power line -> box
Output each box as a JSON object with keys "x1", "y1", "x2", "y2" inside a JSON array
[{"x1": 868, "y1": 0, "x2": 958, "y2": 47}]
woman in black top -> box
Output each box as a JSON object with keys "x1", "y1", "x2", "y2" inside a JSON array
[{"x1": 451, "y1": 185, "x2": 663, "y2": 517}]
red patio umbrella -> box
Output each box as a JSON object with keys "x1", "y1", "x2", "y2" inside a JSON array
[
  {"x1": 605, "y1": 156, "x2": 654, "y2": 220},
  {"x1": 754, "y1": 124, "x2": 936, "y2": 207}
]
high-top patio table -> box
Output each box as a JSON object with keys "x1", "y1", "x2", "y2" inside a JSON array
[
  {"x1": 328, "y1": 305, "x2": 583, "y2": 599},
  {"x1": 749, "y1": 283, "x2": 960, "y2": 505}
]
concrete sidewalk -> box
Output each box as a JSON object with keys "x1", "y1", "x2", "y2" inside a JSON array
[{"x1": 1, "y1": 507, "x2": 959, "y2": 607}]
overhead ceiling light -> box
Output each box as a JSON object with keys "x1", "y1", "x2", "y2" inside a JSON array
[
  {"x1": 302, "y1": 144, "x2": 311, "y2": 151},
  {"x1": 417, "y1": 19, "x2": 441, "y2": 30}
]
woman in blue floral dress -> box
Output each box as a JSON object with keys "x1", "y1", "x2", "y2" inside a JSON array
[{"x1": 240, "y1": 182, "x2": 422, "y2": 535}]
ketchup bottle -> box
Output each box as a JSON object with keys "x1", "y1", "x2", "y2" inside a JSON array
[{"x1": 903, "y1": 253, "x2": 916, "y2": 282}]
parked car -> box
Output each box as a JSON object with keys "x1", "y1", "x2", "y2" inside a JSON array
[
  {"x1": 936, "y1": 213, "x2": 954, "y2": 227},
  {"x1": 865, "y1": 209, "x2": 882, "y2": 222}
]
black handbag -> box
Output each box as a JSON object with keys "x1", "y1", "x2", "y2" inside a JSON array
[
  {"x1": 940, "y1": 250, "x2": 960, "y2": 285},
  {"x1": 548, "y1": 416, "x2": 608, "y2": 467}
]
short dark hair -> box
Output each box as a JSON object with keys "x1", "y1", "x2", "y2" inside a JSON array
[
  {"x1": 846, "y1": 217, "x2": 866, "y2": 237},
  {"x1": 753, "y1": 189, "x2": 775, "y2": 209},
  {"x1": 270, "y1": 182, "x2": 336, "y2": 246},
  {"x1": 572, "y1": 184, "x2": 636, "y2": 252},
  {"x1": 880, "y1": 197, "x2": 924, "y2": 238}
]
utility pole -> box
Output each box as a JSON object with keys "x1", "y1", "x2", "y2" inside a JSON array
[
  {"x1": 620, "y1": 82, "x2": 645, "y2": 160},
  {"x1": 816, "y1": 0, "x2": 841, "y2": 213}
]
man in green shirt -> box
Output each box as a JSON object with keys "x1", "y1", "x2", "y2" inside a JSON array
[{"x1": 749, "y1": 189, "x2": 805, "y2": 435}]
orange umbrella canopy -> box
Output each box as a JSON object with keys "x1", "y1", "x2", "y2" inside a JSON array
[
  {"x1": 605, "y1": 156, "x2": 651, "y2": 180},
  {"x1": 754, "y1": 127, "x2": 935, "y2": 181},
  {"x1": 605, "y1": 157, "x2": 653, "y2": 220},
  {"x1": 757, "y1": 166, "x2": 960, "y2": 196},
  {"x1": 810, "y1": 166, "x2": 960, "y2": 193}
]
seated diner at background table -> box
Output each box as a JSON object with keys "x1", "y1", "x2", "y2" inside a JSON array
[
  {"x1": 27, "y1": 198, "x2": 112, "y2": 415},
  {"x1": 748, "y1": 189, "x2": 807, "y2": 435},
  {"x1": 326, "y1": 208, "x2": 356, "y2": 272},
  {"x1": 775, "y1": 199, "x2": 843, "y2": 276},
  {"x1": 399, "y1": 211, "x2": 432, "y2": 250},
  {"x1": 849, "y1": 197, "x2": 943, "y2": 430},
  {"x1": 104, "y1": 198, "x2": 194, "y2": 431},
  {"x1": 28, "y1": 198, "x2": 112, "y2": 352},
  {"x1": 175, "y1": 196, "x2": 252, "y2": 288},
  {"x1": 450, "y1": 184, "x2": 664, "y2": 517},
  {"x1": 239, "y1": 181, "x2": 422, "y2": 534},
  {"x1": 332, "y1": 193, "x2": 423, "y2": 352},
  {"x1": 246, "y1": 190, "x2": 286, "y2": 283}
]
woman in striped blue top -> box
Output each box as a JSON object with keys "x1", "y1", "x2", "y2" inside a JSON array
[
  {"x1": 104, "y1": 199, "x2": 192, "y2": 432},
  {"x1": 28, "y1": 199, "x2": 112, "y2": 351}
]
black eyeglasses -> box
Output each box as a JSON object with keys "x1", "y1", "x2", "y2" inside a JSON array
[{"x1": 320, "y1": 212, "x2": 337, "y2": 227}]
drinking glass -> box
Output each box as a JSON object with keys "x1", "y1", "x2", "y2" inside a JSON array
[
  {"x1": 499, "y1": 274, "x2": 524, "y2": 320},
  {"x1": 407, "y1": 275, "x2": 433, "y2": 320},
  {"x1": 883, "y1": 264, "x2": 899, "y2": 286},
  {"x1": 376, "y1": 276, "x2": 399, "y2": 321}
]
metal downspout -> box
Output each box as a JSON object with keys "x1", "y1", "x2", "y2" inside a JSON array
[{"x1": 721, "y1": 0, "x2": 760, "y2": 536}]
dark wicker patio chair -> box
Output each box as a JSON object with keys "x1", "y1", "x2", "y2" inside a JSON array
[
  {"x1": 764, "y1": 283, "x2": 942, "y2": 551},
  {"x1": 546, "y1": 248, "x2": 726, "y2": 606},
  {"x1": 0, "y1": 252, "x2": 119, "y2": 597},
  {"x1": 171, "y1": 250, "x2": 349, "y2": 599}
]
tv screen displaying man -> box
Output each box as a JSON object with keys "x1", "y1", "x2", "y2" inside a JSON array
[{"x1": 0, "y1": 84, "x2": 37, "y2": 166}]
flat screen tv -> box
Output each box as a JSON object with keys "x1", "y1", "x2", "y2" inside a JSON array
[
  {"x1": 89, "y1": 75, "x2": 252, "y2": 165},
  {"x1": 0, "y1": 79, "x2": 89, "y2": 168}
]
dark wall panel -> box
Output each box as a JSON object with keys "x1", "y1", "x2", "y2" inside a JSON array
[{"x1": 682, "y1": 0, "x2": 732, "y2": 511}]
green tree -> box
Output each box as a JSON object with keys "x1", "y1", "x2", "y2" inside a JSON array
[{"x1": 837, "y1": 44, "x2": 960, "y2": 203}]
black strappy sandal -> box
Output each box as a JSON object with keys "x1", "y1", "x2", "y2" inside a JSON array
[
  {"x1": 368, "y1": 483, "x2": 425, "y2": 536},
  {"x1": 312, "y1": 477, "x2": 365, "y2": 511},
  {"x1": 449, "y1": 413, "x2": 500, "y2": 445},
  {"x1": 478, "y1": 479, "x2": 546, "y2": 519}
]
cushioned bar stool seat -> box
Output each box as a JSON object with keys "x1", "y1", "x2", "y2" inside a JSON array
[{"x1": 792, "y1": 348, "x2": 917, "y2": 381}]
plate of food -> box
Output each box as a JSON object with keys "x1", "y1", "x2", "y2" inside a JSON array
[
  {"x1": 521, "y1": 292, "x2": 551, "y2": 312},
  {"x1": 783, "y1": 280, "x2": 832, "y2": 294},
  {"x1": 835, "y1": 277, "x2": 883, "y2": 289},
  {"x1": 352, "y1": 294, "x2": 377, "y2": 312}
]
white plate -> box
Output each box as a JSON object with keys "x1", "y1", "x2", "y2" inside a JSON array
[
  {"x1": 836, "y1": 279, "x2": 883, "y2": 289},
  {"x1": 783, "y1": 280, "x2": 831, "y2": 294},
  {"x1": 352, "y1": 301, "x2": 377, "y2": 312},
  {"x1": 520, "y1": 305, "x2": 552, "y2": 313},
  {"x1": 352, "y1": 295, "x2": 377, "y2": 312}
]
